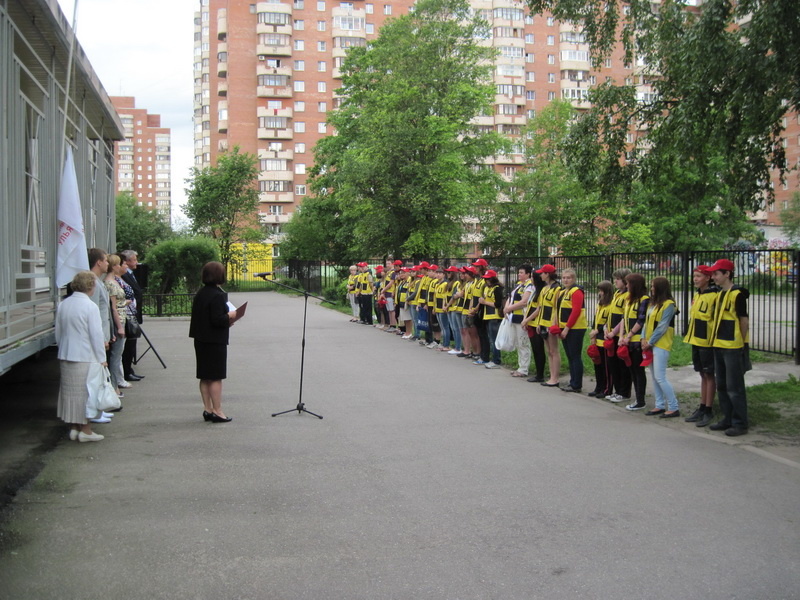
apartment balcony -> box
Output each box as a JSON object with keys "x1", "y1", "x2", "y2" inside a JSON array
[
  {"x1": 256, "y1": 63, "x2": 292, "y2": 78},
  {"x1": 217, "y1": 80, "x2": 227, "y2": 96},
  {"x1": 218, "y1": 119, "x2": 228, "y2": 133},
  {"x1": 258, "y1": 170, "x2": 294, "y2": 181},
  {"x1": 259, "y1": 192, "x2": 295, "y2": 205},
  {"x1": 218, "y1": 139, "x2": 229, "y2": 152},
  {"x1": 472, "y1": 115, "x2": 495, "y2": 126},
  {"x1": 256, "y1": 1, "x2": 292, "y2": 14},
  {"x1": 256, "y1": 43, "x2": 292, "y2": 58},
  {"x1": 494, "y1": 113, "x2": 525, "y2": 125},
  {"x1": 256, "y1": 22, "x2": 292, "y2": 36},
  {"x1": 257, "y1": 85, "x2": 293, "y2": 98},
  {"x1": 217, "y1": 61, "x2": 227, "y2": 77},
  {"x1": 257, "y1": 106, "x2": 293, "y2": 119},
  {"x1": 217, "y1": 8, "x2": 227, "y2": 39},
  {"x1": 258, "y1": 148, "x2": 293, "y2": 161},
  {"x1": 257, "y1": 127, "x2": 293, "y2": 140}
]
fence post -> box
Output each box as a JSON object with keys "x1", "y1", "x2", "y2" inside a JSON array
[
  {"x1": 795, "y1": 249, "x2": 799, "y2": 365},
  {"x1": 682, "y1": 251, "x2": 691, "y2": 336}
]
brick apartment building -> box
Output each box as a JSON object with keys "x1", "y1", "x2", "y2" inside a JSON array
[
  {"x1": 193, "y1": 0, "x2": 797, "y2": 250},
  {"x1": 111, "y1": 96, "x2": 172, "y2": 225}
]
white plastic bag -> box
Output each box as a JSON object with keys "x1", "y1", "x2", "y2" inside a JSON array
[
  {"x1": 495, "y1": 316, "x2": 516, "y2": 352},
  {"x1": 86, "y1": 363, "x2": 121, "y2": 418}
]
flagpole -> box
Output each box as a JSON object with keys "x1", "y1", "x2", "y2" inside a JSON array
[{"x1": 60, "y1": 0, "x2": 80, "y2": 166}]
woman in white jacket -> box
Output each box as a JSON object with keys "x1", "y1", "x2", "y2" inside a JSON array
[{"x1": 56, "y1": 271, "x2": 108, "y2": 442}]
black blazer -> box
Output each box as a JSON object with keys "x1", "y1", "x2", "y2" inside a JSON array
[
  {"x1": 189, "y1": 285, "x2": 230, "y2": 344},
  {"x1": 121, "y1": 270, "x2": 144, "y2": 324}
]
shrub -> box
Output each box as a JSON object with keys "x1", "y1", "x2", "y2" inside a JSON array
[{"x1": 147, "y1": 237, "x2": 219, "y2": 294}]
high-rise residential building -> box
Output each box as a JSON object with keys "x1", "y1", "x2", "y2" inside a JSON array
[
  {"x1": 191, "y1": 1, "x2": 685, "y2": 250},
  {"x1": 111, "y1": 96, "x2": 172, "y2": 224}
]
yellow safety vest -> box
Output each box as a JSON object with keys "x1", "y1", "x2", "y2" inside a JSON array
[
  {"x1": 347, "y1": 273, "x2": 359, "y2": 294},
  {"x1": 683, "y1": 288, "x2": 717, "y2": 347},
  {"x1": 623, "y1": 295, "x2": 649, "y2": 343},
  {"x1": 645, "y1": 299, "x2": 676, "y2": 351},
  {"x1": 434, "y1": 280, "x2": 448, "y2": 313},
  {"x1": 711, "y1": 287, "x2": 749, "y2": 349},
  {"x1": 396, "y1": 279, "x2": 409, "y2": 306},
  {"x1": 537, "y1": 284, "x2": 561, "y2": 327},
  {"x1": 448, "y1": 281, "x2": 462, "y2": 312},
  {"x1": 593, "y1": 303, "x2": 612, "y2": 347},
  {"x1": 558, "y1": 285, "x2": 588, "y2": 329},
  {"x1": 609, "y1": 289, "x2": 628, "y2": 330},
  {"x1": 471, "y1": 279, "x2": 486, "y2": 312},
  {"x1": 482, "y1": 284, "x2": 502, "y2": 320}
]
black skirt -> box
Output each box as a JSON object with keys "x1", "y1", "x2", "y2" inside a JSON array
[{"x1": 194, "y1": 340, "x2": 227, "y2": 380}]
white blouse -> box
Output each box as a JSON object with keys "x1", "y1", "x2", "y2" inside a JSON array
[{"x1": 55, "y1": 292, "x2": 107, "y2": 363}]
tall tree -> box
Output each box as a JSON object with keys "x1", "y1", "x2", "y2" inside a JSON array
[
  {"x1": 184, "y1": 147, "x2": 262, "y2": 269},
  {"x1": 114, "y1": 191, "x2": 172, "y2": 257},
  {"x1": 291, "y1": 0, "x2": 505, "y2": 259},
  {"x1": 528, "y1": 0, "x2": 799, "y2": 212}
]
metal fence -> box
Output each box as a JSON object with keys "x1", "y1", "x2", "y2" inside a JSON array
[{"x1": 143, "y1": 251, "x2": 799, "y2": 361}]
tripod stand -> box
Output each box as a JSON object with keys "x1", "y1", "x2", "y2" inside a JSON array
[{"x1": 254, "y1": 273, "x2": 330, "y2": 419}]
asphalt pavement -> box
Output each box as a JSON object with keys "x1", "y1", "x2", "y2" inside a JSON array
[{"x1": 0, "y1": 291, "x2": 798, "y2": 600}]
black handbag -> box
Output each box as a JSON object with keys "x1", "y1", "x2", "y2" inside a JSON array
[{"x1": 125, "y1": 316, "x2": 141, "y2": 339}]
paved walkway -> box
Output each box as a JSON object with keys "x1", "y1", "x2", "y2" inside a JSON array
[{"x1": 1, "y1": 291, "x2": 799, "y2": 599}]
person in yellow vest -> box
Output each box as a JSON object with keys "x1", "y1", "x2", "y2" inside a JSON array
[
  {"x1": 425, "y1": 265, "x2": 443, "y2": 348},
  {"x1": 374, "y1": 264, "x2": 388, "y2": 329},
  {"x1": 520, "y1": 270, "x2": 547, "y2": 383},
  {"x1": 356, "y1": 262, "x2": 374, "y2": 325},
  {"x1": 478, "y1": 269, "x2": 504, "y2": 368},
  {"x1": 346, "y1": 265, "x2": 360, "y2": 322},
  {"x1": 433, "y1": 267, "x2": 453, "y2": 351},
  {"x1": 470, "y1": 259, "x2": 491, "y2": 365},
  {"x1": 588, "y1": 281, "x2": 614, "y2": 397},
  {"x1": 385, "y1": 259, "x2": 403, "y2": 333},
  {"x1": 395, "y1": 268, "x2": 413, "y2": 337},
  {"x1": 531, "y1": 264, "x2": 561, "y2": 386},
  {"x1": 443, "y1": 266, "x2": 463, "y2": 354},
  {"x1": 558, "y1": 268, "x2": 588, "y2": 392},
  {"x1": 683, "y1": 265, "x2": 719, "y2": 427},
  {"x1": 404, "y1": 265, "x2": 423, "y2": 340},
  {"x1": 615, "y1": 273, "x2": 649, "y2": 411},
  {"x1": 604, "y1": 268, "x2": 632, "y2": 402},
  {"x1": 459, "y1": 266, "x2": 481, "y2": 359},
  {"x1": 504, "y1": 264, "x2": 534, "y2": 377},
  {"x1": 641, "y1": 277, "x2": 680, "y2": 417},
  {"x1": 413, "y1": 262, "x2": 433, "y2": 345},
  {"x1": 707, "y1": 258, "x2": 750, "y2": 437}
]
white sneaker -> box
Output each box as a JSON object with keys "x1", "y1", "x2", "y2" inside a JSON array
[
  {"x1": 625, "y1": 403, "x2": 646, "y2": 411},
  {"x1": 401, "y1": 334, "x2": 412, "y2": 339},
  {"x1": 101, "y1": 412, "x2": 114, "y2": 419},
  {"x1": 78, "y1": 431, "x2": 104, "y2": 442},
  {"x1": 69, "y1": 429, "x2": 79, "y2": 441},
  {"x1": 448, "y1": 349, "x2": 460, "y2": 355},
  {"x1": 90, "y1": 417, "x2": 111, "y2": 424},
  {"x1": 427, "y1": 342, "x2": 439, "y2": 349},
  {"x1": 118, "y1": 381, "x2": 132, "y2": 389},
  {"x1": 484, "y1": 362, "x2": 500, "y2": 369}
]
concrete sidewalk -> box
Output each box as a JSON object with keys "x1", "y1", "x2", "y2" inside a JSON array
[{"x1": 1, "y1": 291, "x2": 799, "y2": 599}]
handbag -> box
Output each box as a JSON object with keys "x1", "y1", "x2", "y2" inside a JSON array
[
  {"x1": 495, "y1": 316, "x2": 516, "y2": 352},
  {"x1": 416, "y1": 306, "x2": 430, "y2": 333},
  {"x1": 124, "y1": 315, "x2": 141, "y2": 338},
  {"x1": 86, "y1": 364, "x2": 121, "y2": 418}
]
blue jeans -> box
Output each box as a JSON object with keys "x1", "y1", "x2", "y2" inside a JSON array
[
  {"x1": 408, "y1": 304, "x2": 418, "y2": 338},
  {"x1": 650, "y1": 346, "x2": 678, "y2": 411},
  {"x1": 449, "y1": 311, "x2": 463, "y2": 351},
  {"x1": 107, "y1": 334, "x2": 125, "y2": 389},
  {"x1": 486, "y1": 319, "x2": 502, "y2": 364},
  {"x1": 561, "y1": 329, "x2": 586, "y2": 390},
  {"x1": 438, "y1": 312, "x2": 450, "y2": 348}
]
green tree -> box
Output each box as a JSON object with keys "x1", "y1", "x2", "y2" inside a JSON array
[
  {"x1": 146, "y1": 237, "x2": 219, "y2": 294},
  {"x1": 481, "y1": 101, "x2": 607, "y2": 256},
  {"x1": 293, "y1": 0, "x2": 505, "y2": 259},
  {"x1": 114, "y1": 192, "x2": 172, "y2": 257},
  {"x1": 184, "y1": 147, "x2": 262, "y2": 269},
  {"x1": 781, "y1": 192, "x2": 800, "y2": 246},
  {"x1": 528, "y1": 0, "x2": 798, "y2": 212}
]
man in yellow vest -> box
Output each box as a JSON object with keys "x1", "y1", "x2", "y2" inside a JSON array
[{"x1": 708, "y1": 258, "x2": 750, "y2": 437}]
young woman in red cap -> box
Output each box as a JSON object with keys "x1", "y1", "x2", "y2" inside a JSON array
[
  {"x1": 478, "y1": 270, "x2": 504, "y2": 368},
  {"x1": 683, "y1": 265, "x2": 718, "y2": 426},
  {"x1": 641, "y1": 277, "x2": 679, "y2": 418},
  {"x1": 532, "y1": 265, "x2": 561, "y2": 387}
]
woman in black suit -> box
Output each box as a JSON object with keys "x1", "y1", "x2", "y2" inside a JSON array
[{"x1": 189, "y1": 262, "x2": 236, "y2": 423}]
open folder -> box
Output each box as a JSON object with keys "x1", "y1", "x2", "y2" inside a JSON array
[{"x1": 226, "y1": 301, "x2": 248, "y2": 323}]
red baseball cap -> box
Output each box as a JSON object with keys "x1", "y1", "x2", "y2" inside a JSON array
[
  {"x1": 536, "y1": 264, "x2": 556, "y2": 274},
  {"x1": 444, "y1": 266, "x2": 460, "y2": 272},
  {"x1": 418, "y1": 261, "x2": 430, "y2": 269},
  {"x1": 393, "y1": 260, "x2": 403, "y2": 266},
  {"x1": 694, "y1": 264, "x2": 713, "y2": 276},
  {"x1": 472, "y1": 258, "x2": 489, "y2": 267},
  {"x1": 461, "y1": 266, "x2": 477, "y2": 274},
  {"x1": 428, "y1": 264, "x2": 440, "y2": 272},
  {"x1": 640, "y1": 349, "x2": 653, "y2": 367},
  {"x1": 709, "y1": 258, "x2": 735, "y2": 273},
  {"x1": 482, "y1": 269, "x2": 498, "y2": 279},
  {"x1": 357, "y1": 262, "x2": 367, "y2": 267},
  {"x1": 616, "y1": 344, "x2": 632, "y2": 367},
  {"x1": 603, "y1": 338, "x2": 616, "y2": 357},
  {"x1": 375, "y1": 265, "x2": 384, "y2": 271},
  {"x1": 586, "y1": 344, "x2": 601, "y2": 365}
]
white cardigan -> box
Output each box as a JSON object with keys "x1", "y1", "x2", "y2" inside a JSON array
[{"x1": 55, "y1": 292, "x2": 107, "y2": 363}]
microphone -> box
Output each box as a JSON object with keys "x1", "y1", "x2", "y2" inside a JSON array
[{"x1": 253, "y1": 272, "x2": 273, "y2": 278}]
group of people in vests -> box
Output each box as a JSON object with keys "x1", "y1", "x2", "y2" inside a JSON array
[{"x1": 346, "y1": 257, "x2": 750, "y2": 437}]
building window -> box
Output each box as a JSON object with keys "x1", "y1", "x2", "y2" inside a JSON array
[
  {"x1": 318, "y1": 101, "x2": 327, "y2": 112},
  {"x1": 499, "y1": 46, "x2": 523, "y2": 59},
  {"x1": 525, "y1": 72, "x2": 535, "y2": 82},
  {"x1": 294, "y1": 81, "x2": 305, "y2": 92},
  {"x1": 548, "y1": 73, "x2": 555, "y2": 83},
  {"x1": 318, "y1": 81, "x2": 327, "y2": 92},
  {"x1": 526, "y1": 90, "x2": 535, "y2": 100},
  {"x1": 525, "y1": 53, "x2": 534, "y2": 63},
  {"x1": 258, "y1": 74, "x2": 289, "y2": 86},
  {"x1": 258, "y1": 12, "x2": 290, "y2": 25},
  {"x1": 267, "y1": 100, "x2": 282, "y2": 109},
  {"x1": 366, "y1": 23, "x2": 374, "y2": 34},
  {"x1": 296, "y1": 184, "x2": 307, "y2": 196},
  {"x1": 260, "y1": 180, "x2": 291, "y2": 192},
  {"x1": 259, "y1": 116, "x2": 289, "y2": 129},
  {"x1": 318, "y1": 123, "x2": 327, "y2": 133},
  {"x1": 294, "y1": 122, "x2": 306, "y2": 132},
  {"x1": 547, "y1": 35, "x2": 555, "y2": 45},
  {"x1": 295, "y1": 163, "x2": 306, "y2": 174},
  {"x1": 293, "y1": 0, "x2": 304, "y2": 8},
  {"x1": 548, "y1": 54, "x2": 555, "y2": 65},
  {"x1": 295, "y1": 143, "x2": 306, "y2": 153},
  {"x1": 294, "y1": 60, "x2": 305, "y2": 70},
  {"x1": 365, "y1": 3, "x2": 373, "y2": 14},
  {"x1": 260, "y1": 33, "x2": 290, "y2": 46},
  {"x1": 269, "y1": 205, "x2": 283, "y2": 215},
  {"x1": 294, "y1": 101, "x2": 305, "y2": 111},
  {"x1": 548, "y1": 91, "x2": 556, "y2": 100},
  {"x1": 605, "y1": 58, "x2": 612, "y2": 68},
  {"x1": 547, "y1": 16, "x2": 554, "y2": 26},
  {"x1": 294, "y1": 20, "x2": 304, "y2": 30},
  {"x1": 261, "y1": 159, "x2": 288, "y2": 171},
  {"x1": 294, "y1": 40, "x2": 305, "y2": 51},
  {"x1": 317, "y1": 20, "x2": 327, "y2": 31},
  {"x1": 317, "y1": 41, "x2": 327, "y2": 51},
  {"x1": 384, "y1": 4, "x2": 391, "y2": 14},
  {"x1": 493, "y1": 7, "x2": 524, "y2": 20},
  {"x1": 318, "y1": 61, "x2": 327, "y2": 72},
  {"x1": 333, "y1": 16, "x2": 364, "y2": 30}
]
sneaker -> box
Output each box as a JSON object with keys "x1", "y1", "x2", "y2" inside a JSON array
[
  {"x1": 118, "y1": 381, "x2": 132, "y2": 389},
  {"x1": 90, "y1": 417, "x2": 111, "y2": 424},
  {"x1": 684, "y1": 407, "x2": 704, "y2": 423},
  {"x1": 473, "y1": 359, "x2": 487, "y2": 365},
  {"x1": 696, "y1": 411, "x2": 714, "y2": 428},
  {"x1": 604, "y1": 393, "x2": 619, "y2": 401},
  {"x1": 101, "y1": 412, "x2": 114, "y2": 419},
  {"x1": 78, "y1": 431, "x2": 104, "y2": 443},
  {"x1": 401, "y1": 334, "x2": 412, "y2": 339},
  {"x1": 609, "y1": 395, "x2": 629, "y2": 404},
  {"x1": 484, "y1": 362, "x2": 500, "y2": 369},
  {"x1": 386, "y1": 327, "x2": 397, "y2": 333},
  {"x1": 448, "y1": 349, "x2": 460, "y2": 355},
  {"x1": 625, "y1": 403, "x2": 646, "y2": 411},
  {"x1": 69, "y1": 429, "x2": 79, "y2": 441},
  {"x1": 427, "y1": 342, "x2": 440, "y2": 349},
  {"x1": 419, "y1": 340, "x2": 428, "y2": 346},
  {"x1": 456, "y1": 353, "x2": 469, "y2": 358}
]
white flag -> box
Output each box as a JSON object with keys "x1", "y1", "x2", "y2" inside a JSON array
[{"x1": 56, "y1": 147, "x2": 89, "y2": 287}]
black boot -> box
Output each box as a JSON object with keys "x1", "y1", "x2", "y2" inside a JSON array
[
  {"x1": 684, "y1": 406, "x2": 704, "y2": 423},
  {"x1": 696, "y1": 406, "x2": 714, "y2": 428}
]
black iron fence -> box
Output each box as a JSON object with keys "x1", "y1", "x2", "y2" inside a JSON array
[{"x1": 142, "y1": 251, "x2": 799, "y2": 361}]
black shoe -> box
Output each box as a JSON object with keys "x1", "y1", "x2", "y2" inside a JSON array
[
  {"x1": 645, "y1": 409, "x2": 665, "y2": 416},
  {"x1": 709, "y1": 421, "x2": 732, "y2": 431},
  {"x1": 696, "y1": 412, "x2": 714, "y2": 428},
  {"x1": 107, "y1": 406, "x2": 123, "y2": 413},
  {"x1": 587, "y1": 390, "x2": 600, "y2": 397},
  {"x1": 125, "y1": 374, "x2": 144, "y2": 382},
  {"x1": 527, "y1": 375, "x2": 544, "y2": 383},
  {"x1": 660, "y1": 410, "x2": 681, "y2": 419},
  {"x1": 725, "y1": 427, "x2": 748, "y2": 437},
  {"x1": 684, "y1": 407, "x2": 703, "y2": 423},
  {"x1": 203, "y1": 411, "x2": 212, "y2": 422},
  {"x1": 209, "y1": 413, "x2": 232, "y2": 423},
  {"x1": 131, "y1": 373, "x2": 145, "y2": 379},
  {"x1": 562, "y1": 387, "x2": 581, "y2": 393}
]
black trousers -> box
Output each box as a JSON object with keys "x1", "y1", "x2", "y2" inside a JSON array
[
  {"x1": 529, "y1": 331, "x2": 546, "y2": 379},
  {"x1": 122, "y1": 336, "x2": 138, "y2": 377},
  {"x1": 359, "y1": 295, "x2": 373, "y2": 324},
  {"x1": 477, "y1": 318, "x2": 490, "y2": 362},
  {"x1": 715, "y1": 348, "x2": 748, "y2": 428}
]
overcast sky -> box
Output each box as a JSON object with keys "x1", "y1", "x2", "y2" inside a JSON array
[{"x1": 57, "y1": 0, "x2": 197, "y2": 226}]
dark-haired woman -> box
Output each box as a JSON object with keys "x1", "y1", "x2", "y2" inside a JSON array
[
  {"x1": 588, "y1": 281, "x2": 614, "y2": 398},
  {"x1": 478, "y1": 270, "x2": 504, "y2": 368},
  {"x1": 521, "y1": 270, "x2": 547, "y2": 383},
  {"x1": 533, "y1": 265, "x2": 561, "y2": 387},
  {"x1": 617, "y1": 273, "x2": 649, "y2": 412},
  {"x1": 189, "y1": 261, "x2": 237, "y2": 423},
  {"x1": 504, "y1": 264, "x2": 534, "y2": 377},
  {"x1": 642, "y1": 277, "x2": 680, "y2": 417},
  {"x1": 604, "y1": 268, "x2": 631, "y2": 402}
]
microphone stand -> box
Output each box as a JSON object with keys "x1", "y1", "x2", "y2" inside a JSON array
[{"x1": 253, "y1": 273, "x2": 331, "y2": 419}]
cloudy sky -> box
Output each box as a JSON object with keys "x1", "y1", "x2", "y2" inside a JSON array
[{"x1": 57, "y1": 0, "x2": 197, "y2": 225}]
